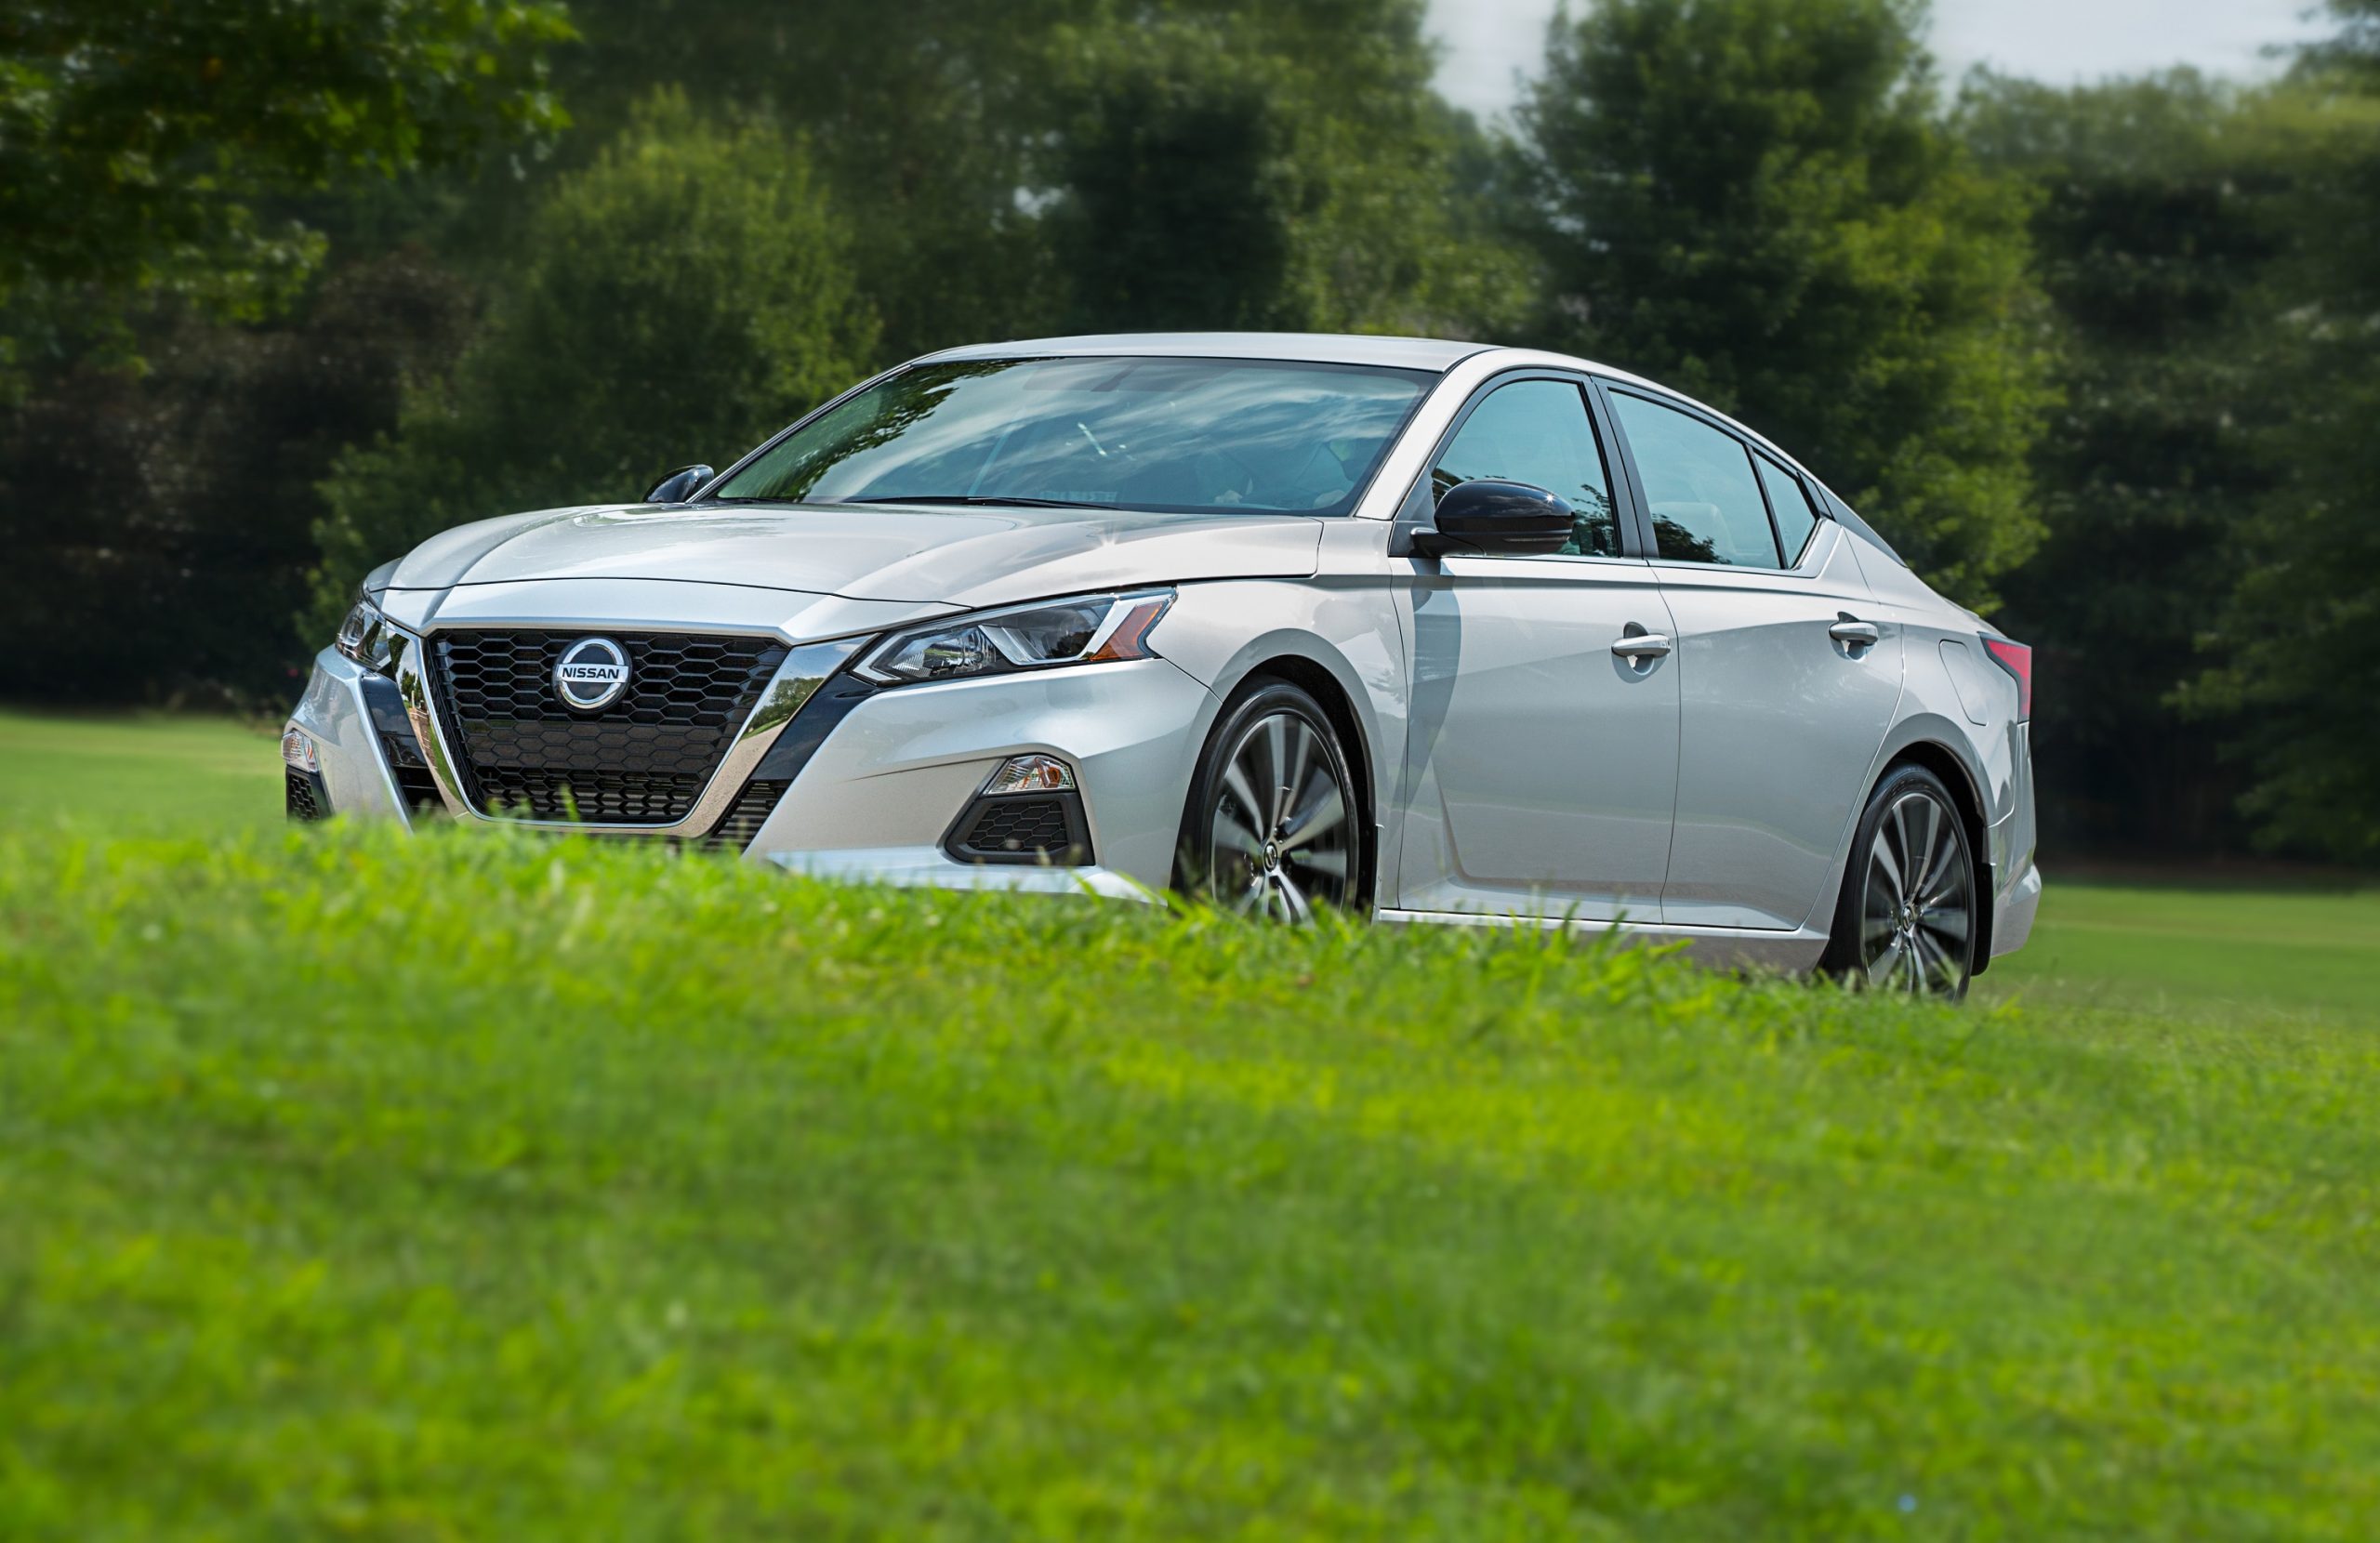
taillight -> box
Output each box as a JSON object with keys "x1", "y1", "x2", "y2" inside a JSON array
[{"x1": 1982, "y1": 636, "x2": 2031, "y2": 721}]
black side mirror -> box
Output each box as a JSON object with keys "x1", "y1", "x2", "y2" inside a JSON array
[
  {"x1": 1414, "y1": 479, "x2": 1573, "y2": 558},
  {"x1": 643, "y1": 464, "x2": 714, "y2": 503}
]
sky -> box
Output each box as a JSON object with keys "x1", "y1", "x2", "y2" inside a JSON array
[{"x1": 1425, "y1": 0, "x2": 2335, "y2": 117}]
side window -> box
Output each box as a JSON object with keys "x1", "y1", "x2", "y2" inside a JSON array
[
  {"x1": 1754, "y1": 452, "x2": 1819, "y2": 565},
  {"x1": 1432, "y1": 379, "x2": 1620, "y2": 557},
  {"x1": 1609, "y1": 392, "x2": 1783, "y2": 568}
]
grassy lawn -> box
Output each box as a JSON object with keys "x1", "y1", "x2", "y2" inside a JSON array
[
  {"x1": 0, "y1": 709, "x2": 282, "y2": 834},
  {"x1": 1979, "y1": 881, "x2": 2380, "y2": 1022},
  {"x1": 4, "y1": 710, "x2": 2376, "y2": 1537}
]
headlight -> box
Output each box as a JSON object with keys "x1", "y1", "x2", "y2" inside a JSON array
[
  {"x1": 335, "y1": 592, "x2": 393, "y2": 674},
  {"x1": 854, "y1": 589, "x2": 1174, "y2": 686}
]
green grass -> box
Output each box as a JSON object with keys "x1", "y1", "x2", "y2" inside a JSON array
[
  {"x1": 0, "y1": 709, "x2": 282, "y2": 833},
  {"x1": 4, "y1": 711, "x2": 2377, "y2": 1537},
  {"x1": 1979, "y1": 881, "x2": 2380, "y2": 1022}
]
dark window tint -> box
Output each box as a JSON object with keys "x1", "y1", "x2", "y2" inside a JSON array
[
  {"x1": 1610, "y1": 393, "x2": 1783, "y2": 568},
  {"x1": 1432, "y1": 379, "x2": 1619, "y2": 557},
  {"x1": 1755, "y1": 452, "x2": 1819, "y2": 564}
]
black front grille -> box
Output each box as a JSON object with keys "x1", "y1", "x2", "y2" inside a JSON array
[{"x1": 427, "y1": 630, "x2": 786, "y2": 824}]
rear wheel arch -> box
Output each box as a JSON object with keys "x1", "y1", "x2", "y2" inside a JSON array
[{"x1": 1871, "y1": 741, "x2": 1995, "y2": 973}]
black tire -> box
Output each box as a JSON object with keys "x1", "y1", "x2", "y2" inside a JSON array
[
  {"x1": 1174, "y1": 679, "x2": 1360, "y2": 921},
  {"x1": 1819, "y1": 764, "x2": 1977, "y2": 999}
]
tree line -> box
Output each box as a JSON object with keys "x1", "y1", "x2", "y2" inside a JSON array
[{"x1": 2, "y1": 0, "x2": 2375, "y2": 864}]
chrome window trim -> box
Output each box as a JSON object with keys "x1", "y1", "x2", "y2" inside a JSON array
[{"x1": 390, "y1": 626, "x2": 864, "y2": 836}]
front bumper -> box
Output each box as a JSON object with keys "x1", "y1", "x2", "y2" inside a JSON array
[
  {"x1": 284, "y1": 642, "x2": 1215, "y2": 898},
  {"x1": 286, "y1": 652, "x2": 414, "y2": 824}
]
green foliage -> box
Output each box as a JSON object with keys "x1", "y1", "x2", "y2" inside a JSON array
[
  {"x1": 1514, "y1": 0, "x2": 2056, "y2": 607},
  {"x1": 4, "y1": 815, "x2": 2378, "y2": 1533},
  {"x1": 1041, "y1": 6, "x2": 1528, "y2": 338},
  {"x1": 0, "y1": 254, "x2": 476, "y2": 706},
  {"x1": 512, "y1": 0, "x2": 1075, "y2": 359},
  {"x1": 522, "y1": 1, "x2": 1523, "y2": 358},
  {"x1": 0, "y1": 0, "x2": 570, "y2": 388},
  {"x1": 2312, "y1": 0, "x2": 2380, "y2": 75},
  {"x1": 2181, "y1": 57, "x2": 2380, "y2": 862},
  {"x1": 308, "y1": 95, "x2": 877, "y2": 633},
  {"x1": 1951, "y1": 19, "x2": 2380, "y2": 864},
  {"x1": 1959, "y1": 72, "x2": 2289, "y2": 851}
]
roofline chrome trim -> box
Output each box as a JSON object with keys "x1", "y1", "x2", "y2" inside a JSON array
[
  {"x1": 390, "y1": 626, "x2": 865, "y2": 836},
  {"x1": 911, "y1": 331, "x2": 1498, "y2": 373}
]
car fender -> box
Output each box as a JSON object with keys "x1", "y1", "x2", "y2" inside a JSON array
[
  {"x1": 1806, "y1": 706, "x2": 2007, "y2": 940},
  {"x1": 1148, "y1": 574, "x2": 1411, "y2": 894}
]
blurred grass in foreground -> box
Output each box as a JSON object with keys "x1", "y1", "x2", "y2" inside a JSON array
[{"x1": 3, "y1": 814, "x2": 2377, "y2": 1537}]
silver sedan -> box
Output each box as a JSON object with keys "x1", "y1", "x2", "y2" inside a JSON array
[{"x1": 285, "y1": 333, "x2": 2039, "y2": 996}]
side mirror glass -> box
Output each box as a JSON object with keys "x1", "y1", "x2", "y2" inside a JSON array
[
  {"x1": 643, "y1": 464, "x2": 715, "y2": 503},
  {"x1": 1416, "y1": 479, "x2": 1573, "y2": 558}
]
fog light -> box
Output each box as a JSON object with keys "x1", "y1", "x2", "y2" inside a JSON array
[
  {"x1": 281, "y1": 725, "x2": 320, "y2": 773},
  {"x1": 983, "y1": 753, "x2": 1075, "y2": 796}
]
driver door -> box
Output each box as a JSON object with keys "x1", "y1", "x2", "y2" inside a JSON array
[{"x1": 1395, "y1": 376, "x2": 1680, "y2": 921}]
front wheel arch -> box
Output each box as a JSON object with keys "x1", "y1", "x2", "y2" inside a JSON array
[
  {"x1": 1199, "y1": 656, "x2": 1378, "y2": 910},
  {"x1": 1173, "y1": 668, "x2": 1373, "y2": 915}
]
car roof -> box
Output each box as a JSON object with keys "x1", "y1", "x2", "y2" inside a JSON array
[{"x1": 915, "y1": 332, "x2": 1499, "y2": 373}]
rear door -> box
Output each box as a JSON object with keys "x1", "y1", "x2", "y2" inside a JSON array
[
  {"x1": 1600, "y1": 386, "x2": 1903, "y2": 930},
  {"x1": 1395, "y1": 375, "x2": 1680, "y2": 921}
]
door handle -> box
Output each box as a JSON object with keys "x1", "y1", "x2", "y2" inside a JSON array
[
  {"x1": 1830, "y1": 617, "x2": 1881, "y2": 648},
  {"x1": 1610, "y1": 632, "x2": 1673, "y2": 660}
]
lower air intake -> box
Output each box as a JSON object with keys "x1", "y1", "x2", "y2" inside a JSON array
[
  {"x1": 702, "y1": 780, "x2": 789, "y2": 852},
  {"x1": 285, "y1": 769, "x2": 326, "y2": 822},
  {"x1": 945, "y1": 791, "x2": 1092, "y2": 866}
]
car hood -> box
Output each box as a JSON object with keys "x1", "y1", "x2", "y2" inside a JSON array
[{"x1": 379, "y1": 500, "x2": 1326, "y2": 613}]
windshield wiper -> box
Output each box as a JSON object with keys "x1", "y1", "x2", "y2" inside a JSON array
[{"x1": 835, "y1": 494, "x2": 1122, "y2": 510}]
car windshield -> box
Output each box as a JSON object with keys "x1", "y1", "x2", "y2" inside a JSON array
[{"x1": 709, "y1": 356, "x2": 1435, "y2": 516}]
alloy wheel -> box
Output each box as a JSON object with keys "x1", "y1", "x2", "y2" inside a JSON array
[
  {"x1": 1206, "y1": 708, "x2": 1353, "y2": 922},
  {"x1": 1858, "y1": 787, "x2": 1974, "y2": 994}
]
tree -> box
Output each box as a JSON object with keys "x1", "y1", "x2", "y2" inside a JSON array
[
  {"x1": 308, "y1": 95, "x2": 876, "y2": 636},
  {"x1": 470, "y1": 0, "x2": 1521, "y2": 359},
  {"x1": 0, "y1": 0, "x2": 570, "y2": 389},
  {"x1": 1514, "y1": 0, "x2": 2054, "y2": 608},
  {"x1": 0, "y1": 252, "x2": 477, "y2": 705},
  {"x1": 1960, "y1": 72, "x2": 2288, "y2": 854},
  {"x1": 1040, "y1": 7, "x2": 1522, "y2": 337},
  {"x1": 2181, "y1": 3, "x2": 2380, "y2": 863},
  {"x1": 517, "y1": 0, "x2": 1071, "y2": 362}
]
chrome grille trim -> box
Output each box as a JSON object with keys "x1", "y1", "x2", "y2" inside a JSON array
[{"x1": 391, "y1": 626, "x2": 863, "y2": 837}]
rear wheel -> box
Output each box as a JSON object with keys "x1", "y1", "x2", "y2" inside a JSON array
[
  {"x1": 1821, "y1": 765, "x2": 1977, "y2": 997},
  {"x1": 1176, "y1": 680, "x2": 1357, "y2": 921}
]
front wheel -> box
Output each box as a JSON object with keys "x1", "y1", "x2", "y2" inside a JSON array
[
  {"x1": 1820, "y1": 765, "x2": 1977, "y2": 998},
  {"x1": 1175, "y1": 680, "x2": 1358, "y2": 921}
]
